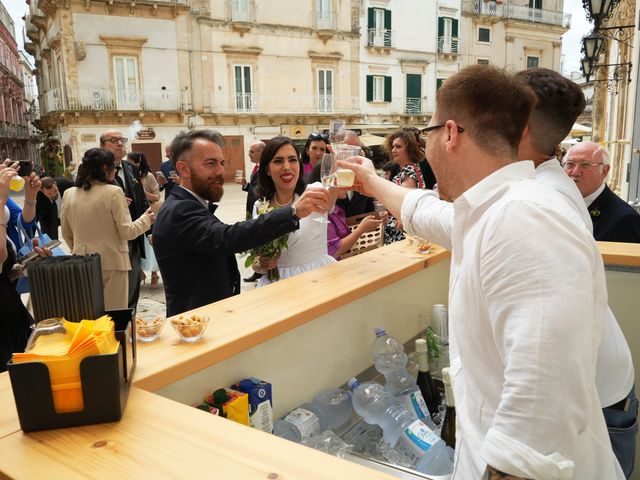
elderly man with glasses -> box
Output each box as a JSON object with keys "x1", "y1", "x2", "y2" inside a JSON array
[
  {"x1": 99, "y1": 129, "x2": 150, "y2": 312},
  {"x1": 564, "y1": 141, "x2": 640, "y2": 243}
]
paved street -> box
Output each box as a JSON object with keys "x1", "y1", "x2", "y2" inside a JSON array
[{"x1": 11, "y1": 182, "x2": 257, "y2": 320}]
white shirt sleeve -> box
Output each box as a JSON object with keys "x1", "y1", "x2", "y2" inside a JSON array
[{"x1": 400, "y1": 189, "x2": 454, "y2": 249}]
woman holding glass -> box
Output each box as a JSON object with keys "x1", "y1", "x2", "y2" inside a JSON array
[
  {"x1": 0, "y1": 163, "x2": 35, "y2": 371},
  {"x1": 252, "y1": 136, "x2": 335, "y2": 287},
  {"x1": 383, "y1": 130, "x2": 427, "y2": 244},
  {"x1": 61, "y1": 148, "x2": 154, "y2": 310}
]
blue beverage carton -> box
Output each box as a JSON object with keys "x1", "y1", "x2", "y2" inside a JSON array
[{"x1": 231, "y1": 378, "x2": 273, "y2": 433}]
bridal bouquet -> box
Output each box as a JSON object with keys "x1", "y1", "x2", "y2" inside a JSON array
[{"x1": 243, "y1": 198, "x2": 290, "y2": 282}]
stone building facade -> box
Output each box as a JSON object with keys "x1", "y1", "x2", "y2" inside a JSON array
[
  {"x1": 0, "y1": 2, "x2": 29, "y2": 161},
  {"x1": 459, "y1": 0, "x2": 569, "y2": 71}
]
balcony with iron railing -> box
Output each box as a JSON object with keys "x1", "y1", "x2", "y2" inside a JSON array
[
  {"x1": 464, "y1": 0, "x2": 571, "y2": 27},
  {"x1": 367, "y1": 97, "x2": 430, "y2": 116},
  {"x1": 210, "y1": 93, "x2": 360, "y2": 115},
  {"x1": 231, "y1": 0, "x2": 252, "y2": 23},
  {"x1": 367, "y1": 29, "x2": 394, "y2": 48},
  {"x1": 16, "y1": 126, "x2": 30, "y2": 140},
  {"x1": 315, "y1": 10, "x2": 337, "y2": 31},
  {"x1": 438, "y1": 37, "x2": 459, "y2": 54},
  {"x1": 39, "y1": 88, "x2": 189, "y2": 114}
]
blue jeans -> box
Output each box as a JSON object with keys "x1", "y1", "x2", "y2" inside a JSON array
[{"x1": 603, "y1": 385, "x2": 638, "y2": 479}]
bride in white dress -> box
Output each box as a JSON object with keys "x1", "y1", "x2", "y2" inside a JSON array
[{"x1": 251, "y1": 136, "x2": 336, "y2": 287}]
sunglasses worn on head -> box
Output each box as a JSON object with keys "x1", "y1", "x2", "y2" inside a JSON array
[{"x1": 309, "y1": 132, "x2": 329, "y2": 142}]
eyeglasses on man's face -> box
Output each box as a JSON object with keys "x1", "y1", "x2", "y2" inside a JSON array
[
  {"x1": 105, "y1": 137, "x2": 128, "y2": 144},
  {"x1": 561, "y1": 160, "x2": 604, "y2": 171},
  {"x1": 418, "y1": 124, "x2": 465, "y2": 141}
]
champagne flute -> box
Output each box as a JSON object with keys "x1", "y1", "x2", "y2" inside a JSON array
[{"x1": 310, "y1": 153, "x2": 335, "y2": 224}]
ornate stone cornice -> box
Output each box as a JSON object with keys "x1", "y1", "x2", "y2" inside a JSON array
[
  {"x1": 308, "y1": 51, "x2": 344, "y2": 61},
  {"x1": 220, "y1": 45, "x2": 263, "y2": 56},
  {"x1": 99, "y1": 35, "x2": 148, "y2": 49}
]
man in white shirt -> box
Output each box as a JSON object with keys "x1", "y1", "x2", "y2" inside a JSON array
[{"x1": 339, "y1": 65, "x2": 623, "y2": 479}]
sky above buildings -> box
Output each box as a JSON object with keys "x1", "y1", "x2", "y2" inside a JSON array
[{"x1": 4, "y1": 0, "x2": 591, "y2": 75}]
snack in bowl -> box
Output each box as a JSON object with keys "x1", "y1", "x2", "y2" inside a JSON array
[
  {"x1": 170, "y1": 314, "x2": 210, "y2": 342},
  {"x1": 135, "y1": 317, "x2": 166, "y2": 342},
  {"x1": 415, "y1": 238, "x2": 431, "y2": 253}
]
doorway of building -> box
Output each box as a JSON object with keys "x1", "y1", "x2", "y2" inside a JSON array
[
  {"x1": 221, "y1": 135, "x2": 245, "y2": 183},
  {"x1": 131, "y1": 142, "x2": 163, "y2": 173}
]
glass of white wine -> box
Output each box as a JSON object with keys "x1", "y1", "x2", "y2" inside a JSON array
[{"x1": 310, "y1": 153, "x2": 336, "y2": 224}]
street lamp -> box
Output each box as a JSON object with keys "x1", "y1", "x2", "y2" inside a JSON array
[
  {"x1": 583, "y1": 34, "x2": 605, "y2": 59},
  {"x1": 582, "y1": 0, "x2": 619, "y2": 27},
  {"x1": 581, "y1": 57, "x2": 593, "y2": 81}
]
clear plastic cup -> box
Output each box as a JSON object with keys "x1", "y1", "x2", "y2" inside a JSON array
[
  {"x1": 9, "y1": 175, "x2": 25, "y2": 192},
  {"x1": 332, "y1": 145, "x2": 361, "y2": 188}
]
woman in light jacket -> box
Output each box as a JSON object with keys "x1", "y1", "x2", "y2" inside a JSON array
[{"x1": 61, "y1": 148, "x2": 154, "y2": 310}]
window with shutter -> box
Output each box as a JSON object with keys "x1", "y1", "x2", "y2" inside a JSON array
[{"x1": 384, "y1": 76, "x2": 392, "y2": 102}]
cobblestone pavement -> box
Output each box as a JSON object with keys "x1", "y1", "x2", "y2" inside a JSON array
[{"x1": 11, "y1": 183, "x2": 258, "y2": 320}]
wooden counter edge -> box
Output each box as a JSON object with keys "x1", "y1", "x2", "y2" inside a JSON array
[
  {"x1": 132, "y1": 242, "x2": 451, "y2": 392},
  {"x1": 598, "y1": 241, "x2": 640, "y2": 267}
]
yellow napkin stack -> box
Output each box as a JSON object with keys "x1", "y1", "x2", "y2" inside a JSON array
[{"x1": 12, "y1": 316, "x2": 120, "y2": 413}]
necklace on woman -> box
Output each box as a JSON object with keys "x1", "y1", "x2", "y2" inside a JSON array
[{"x1": 273, "y1": 196, "x2": 294, "y2": 207}]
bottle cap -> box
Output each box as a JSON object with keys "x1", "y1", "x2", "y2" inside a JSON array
[
  {"x1": 415, "y1": 338, "x2": 428, "y2": 353},
  {"x1": 347, "y1": 377, "x2": 360, "y2": 390},
  {"x1": 374, "y1": 326, "x2": 386, "y2": 337},
  {"x1": 213, "y1": 388, "x2": 229, "y2": 404}
]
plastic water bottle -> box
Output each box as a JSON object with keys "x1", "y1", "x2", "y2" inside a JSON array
[
  {"x1": 371, "y1": 326, "x2": 406, "y2": 375},
  {"x1": 372, "y1": 327, "x2": 430, "y2": 420},
  {"x1": 349, "y1": 378, "x2": 452, "y2": 475},
  {"x1": 273, "y1": 388, "x2": 352, "y2": 443}
]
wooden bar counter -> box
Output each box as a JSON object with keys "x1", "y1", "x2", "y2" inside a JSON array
[{"x1": 0, "y1": 240, "x2": 638, "y2": 479}]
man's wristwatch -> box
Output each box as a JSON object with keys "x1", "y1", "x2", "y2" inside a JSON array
[{"x1": 290, "y1": 204, "x2": 300, "y2": 221}]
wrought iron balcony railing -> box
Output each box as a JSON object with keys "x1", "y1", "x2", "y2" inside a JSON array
[
  {"x1": 40, "y1": 88, "x2": 188, "y2": 114},
  {"x1": 438, "y1": 36, "x2": 459, "y2": 54},
  {"x1": 210, "y1": 93, "x2": 360, "y2": 115},
  {"x1": 231, "y1": 0, "x2": 252, "y2": 22},
  {"x1": 465, "y1": 0, "x2": 571, "y2": 28},
  {"x1": 367, "y1": 29, "x2": 394, "y2": 48}
]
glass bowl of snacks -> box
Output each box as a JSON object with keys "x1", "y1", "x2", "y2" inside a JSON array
[
  {"x1": 415, "y1": 237, "x2": 431, "y2": 254},
  {"x1": 170, "y1": 314, "x2": 209, "y2": 343},
  {"x1": 135, "y1": 317, "x2": 166, "y2": 343}
]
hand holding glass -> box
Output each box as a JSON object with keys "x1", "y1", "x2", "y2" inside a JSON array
[{"x1": 310, "y1": 153, "x2": 336, "y2": 223}]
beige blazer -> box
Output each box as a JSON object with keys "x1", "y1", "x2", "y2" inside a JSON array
[{"x1": 61, "y1": 182, "x2": 152, "y2": 271}]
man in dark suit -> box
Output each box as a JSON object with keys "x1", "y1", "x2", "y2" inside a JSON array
[
  {"x1": 242, "y1": 140, "x2": 265, "y2": 283},
  {"x1": 564, "y1": 141, "x2": 640, "y2": 243},
  {"x1": 100, "y1": 129, "x2": 150, "y2": 311},
  {"x1": 158, "y1": 144, "x2": 180, "y2": 199},
  {"x1": 153, "y1": 129, "x2": 329, "y2": 316},
  {"x1": 242, "y1": 140, "x2": 265, "y2": 219},
  {"x1": 36, "y1": 176, "x2": 73, "y2": 239}
]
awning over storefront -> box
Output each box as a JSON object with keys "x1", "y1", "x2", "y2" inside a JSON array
[
  {"x1": 359, "y1": 133, "x2": 386, "y2": 146},
  {"x1": 570, "y1": 123, "x2": 592, "y2": 136}
]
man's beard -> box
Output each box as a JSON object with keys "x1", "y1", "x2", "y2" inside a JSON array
[{"x1": 191, "y1": 172, "x2": 224, "y2": 203}]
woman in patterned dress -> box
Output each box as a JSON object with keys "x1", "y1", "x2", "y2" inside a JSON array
[{"x1": 382, "y1": 130, "x2": 427, "y2": 244}]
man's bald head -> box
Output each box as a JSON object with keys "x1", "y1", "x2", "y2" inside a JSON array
[
  {"x1": 563, "y1": 141, "x2": 610, "y2": 198},
  {"x1": 100, "y1": 129, "x2": 127, "y2": 165},
  {"x1": 345, "y1": 130, "x2": 362, "y2": 147},
  {"x1": 249, "y1": 141, "x2": 266, "y2": 164}
]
